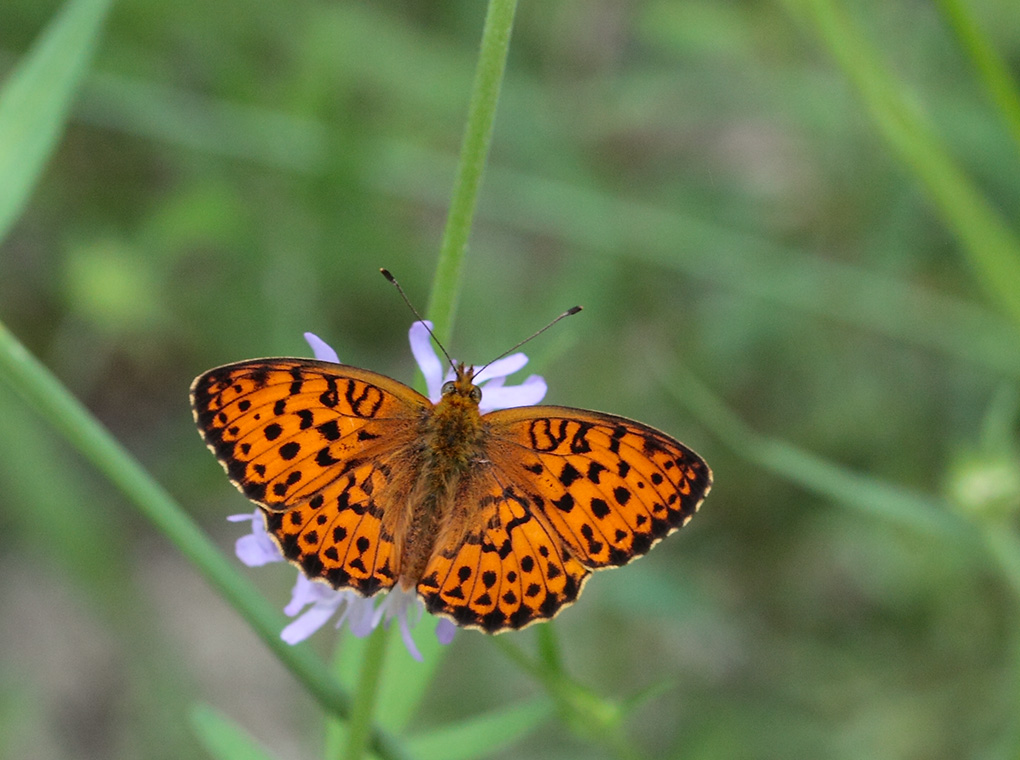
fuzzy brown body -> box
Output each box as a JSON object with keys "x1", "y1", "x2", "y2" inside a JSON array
[{"x1": 395, "y1": 369, "x2": 487, "y2": 588}]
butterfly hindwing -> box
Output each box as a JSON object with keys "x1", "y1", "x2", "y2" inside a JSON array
[
  {"x1": 261, "y1": 457, "x2": 410, "y2": 596},
  {"x1": 416, "y1": 471, "x2": 590, "y2": 633}
]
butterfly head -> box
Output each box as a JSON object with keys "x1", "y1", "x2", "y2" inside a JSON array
[{"x1": 440, "y1": 362, "x2": 483, "y2": 408}]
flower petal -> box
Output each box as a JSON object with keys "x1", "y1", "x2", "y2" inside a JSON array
[
  {"x1": 235, "y1": 533, "x2": 284, "y2": 566},
  {"x1": 479, "y1": 374, "x2": 547, "y2": 412},
  {"x1": 304, "y1": 332, "x2": 340, "y2": 363},
  {"x1": 397, "y1": 613, "x2": 424, "y2": 662},
  {"x1": 435, "y1": 618, "x2": 458, "y2": 645},
  {"x1": 284, "y1": 574, "x2": 335, "y2": 616},
  {"x1": 231, "y1": 510, "x2": 284, "y2": 566},
  {"x1": 474, "y1": 352, "x2": 528, "y2": 384},
  {"x1": 281, "y1": 602, "x2": 342, "y2": 644},
  {"x1": 344, "y1": 595, "x2": 379, "y2": 637},
  {"x1": 409, "y1": 321, "x2": 445, "y2": 401}
]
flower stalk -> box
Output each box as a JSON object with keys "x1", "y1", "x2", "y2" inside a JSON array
[{"x1": 427, "y1": 0, "x2": 520, "y2": 346}]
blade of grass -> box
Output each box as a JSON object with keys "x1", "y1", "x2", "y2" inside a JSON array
[
  {"x1": 783, "y1": 0, "x2": 1020, "y2": 330},
  {"x1": 933, "y1": 0, "x2": 1020, "y2": 159},
  {"x1": 189, "y1": 704, "x2": 278, "y2": 760},
  {"x1": 408, "y1": 698, "x2": 554, "y2": 760},
  {"x1": 657, "y1": 356, "x2": 970, "y2": 540},
  {"x1": 0, "y1": 322, "x2": 410, "y2": 760},
  {"x1": 0, "y1": 0, "x2": 113, "y2": 241}
]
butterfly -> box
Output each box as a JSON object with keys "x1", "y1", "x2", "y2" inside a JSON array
[{"x1": 191, "y1": 346, "x2": 711, "y2": 634}]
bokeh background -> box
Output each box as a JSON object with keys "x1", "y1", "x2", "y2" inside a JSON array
[{"x1": 2, "y1": 1, "x2": 1020, "y2": 759}]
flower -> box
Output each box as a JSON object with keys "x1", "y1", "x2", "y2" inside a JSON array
[
  {"x1": 227, "y1": 510, "x2": 284, "y2": 567},
  {"x1": 230, "y1": 322, "x2": 546, "y2": 658},
  {"x1": 408, "y1": 320, "x2": 547, "y2": 412}
]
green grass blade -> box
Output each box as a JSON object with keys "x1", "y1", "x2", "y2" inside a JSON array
[
  {"x1": 933, "y1": 0, "x2": 1020, "y2": 157},
  {"x1": 784, "y1": 0, "x2": 1020, "y2": 330},
  {"x1": 659, "y1": 358, "x2": 969, "y2": 540},
  {"x1": 408, "y1": 698, "x2": 553, "y2": 760},
  {"x1": 0, "y1": 0, "x2": 114, "y2": 242},
  {"x1": 189, "y1": 704, "x2": 277, "y2": 760}
]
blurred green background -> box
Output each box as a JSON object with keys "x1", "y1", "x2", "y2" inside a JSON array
[{"x1": 3, "y1": 0, "x2": 1020, "y2": 758}]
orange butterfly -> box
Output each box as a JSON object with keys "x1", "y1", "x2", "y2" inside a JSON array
[{"x1": 192, "y1": 323, "x2": 711, "y2": 634}]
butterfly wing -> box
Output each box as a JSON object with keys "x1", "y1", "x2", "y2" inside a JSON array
[
  {"x1": 416, "y1": 469, "x2": 591, "y2": 633},
  {"x1": 485, "y1": 406, "x2": 712, "y2": 568},
  {"x1": 416, "y1": 406, "x2": 710, "y2": 632},
  {"x1": 191, "y1": 359, "x2": 431, "y2": 596}
]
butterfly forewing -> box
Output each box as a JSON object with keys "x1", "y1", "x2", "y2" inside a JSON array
[
  {"x1": 191, "y1": 359, "x2": 430, "y2": 596},
  {"x1": 191, "y1": 359, "x2": 429, "y2": 506}
]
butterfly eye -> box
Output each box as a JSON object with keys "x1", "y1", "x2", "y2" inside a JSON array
[
  {"x1": 470, "y1": 386, "x2": 482, "y2": 403},
  {"x1": 442, "y1": 381, "x2": 456, "y2": 395}
]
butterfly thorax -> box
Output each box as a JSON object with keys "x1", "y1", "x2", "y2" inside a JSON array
[
  {"x1": 398, "y1": 363, "x2": 487, "y2": 587},
  {"x1": 427, "y1": 365, "x2": 485, "y2": 466}
]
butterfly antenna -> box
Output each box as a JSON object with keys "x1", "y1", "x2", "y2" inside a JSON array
[
  {"x1": 380, "y1": 268, "x2": 456, "y2": 369},
  {"x1": 475, "y1": 305, "x2": 582, "y2": 377}
]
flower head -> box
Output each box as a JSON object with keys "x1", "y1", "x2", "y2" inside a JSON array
[
  {"x1": 408, "y1": 320, "x2": 547, "y2": 409},
  {"x1": 231, "y1": 322, "x2": 546, "y2": 659}
]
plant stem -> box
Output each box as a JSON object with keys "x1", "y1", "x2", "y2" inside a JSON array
[
  {"x1": 337, "y1": 2, "x2": 521, "y2": 748},
  {"x1": 343, "y1": 626, "x2": 390, "y2": 760},
  {"x1": 426, "y1": 0, "x2": 519, "y2": 344},
  {"x1": 492, "y1": 638, "x2": 642, "y2": 760}
]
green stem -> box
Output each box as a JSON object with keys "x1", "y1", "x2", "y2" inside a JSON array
[
  {"x1": 535, "y1": 621, "x2": 563, "y2": 672},
  {"x1": 323, "y1": 643, "x2": 349, "y2": 760},
  {"x1": 343, "y1": 626, "x2": 390, "y2": 760},
  {"x1": 933, "y1": 0, "x2": 1020, "y2": 158},
  {"x1": 426, "y1": 0, "x2": 519, "y2": 344},
  {"x1": 0, "y1": 322, "x2": 410, "y2": 760}
]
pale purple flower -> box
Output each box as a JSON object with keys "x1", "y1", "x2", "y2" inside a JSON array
[
  {"x1": 408, "y1": 320, "x2": 547, "y2": 408},
  {"x1": 230, "y1": 323, "x2": 547, "y2": 659},
  {"x1": 227, "y1": 511, "x2": 283, "y2": 567}
]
